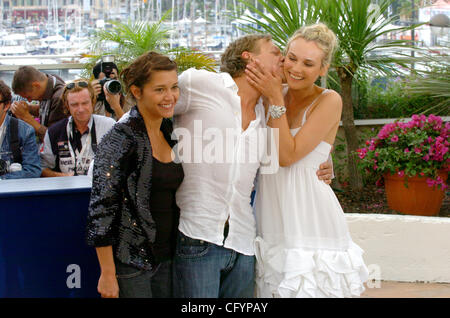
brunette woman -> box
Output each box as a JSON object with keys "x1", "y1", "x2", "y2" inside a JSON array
[{"x1": 86, "y1": 52, "x2": 183, "y2": 298}]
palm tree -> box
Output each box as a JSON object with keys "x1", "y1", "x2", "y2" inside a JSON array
[
  {"x1": 82, "y1": 15, "x2": 217, "y2": 78},
  {"x1": 405, "y1": 58, "x2": 450, "y2": 115},
  {"x1": 237, "y1": 0, "x2": 421, "y2": 191}
]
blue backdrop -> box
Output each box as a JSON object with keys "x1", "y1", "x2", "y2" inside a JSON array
[{"x1": 0, "y1": 176, "x2": 99, "y2": 297}]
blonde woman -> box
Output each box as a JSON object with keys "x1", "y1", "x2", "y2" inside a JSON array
[{"x1": 245, "y1": 23, "x2": 369, "y2": 298}]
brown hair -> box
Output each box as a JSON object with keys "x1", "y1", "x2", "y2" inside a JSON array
[
  {"x1": 120, "y1": 51, "x2": 177, "y2": 101},
  {"x1": 61, "y1": 79, "x2": 97, "y2": 115},
  {"x1": 11, "y1": 66, "x2": 47, "y2": 94},
  {"x1": 0, "y1": 80, "x2": 12, "y2": 104},
  {"x1": 286, "y1": 23, "x2": 338, "y2": 67},
  {"x1": 220, "y1": 34, "x2": 272, "y2": 78}
]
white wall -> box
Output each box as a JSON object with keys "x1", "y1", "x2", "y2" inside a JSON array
[{"x1": 346, "y1": 213, "x2": 450, "y2": 283}]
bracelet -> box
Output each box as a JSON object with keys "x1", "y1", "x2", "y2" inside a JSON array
[{"x1": 268, "y1": 105, "x2": 286, "y2": 119}]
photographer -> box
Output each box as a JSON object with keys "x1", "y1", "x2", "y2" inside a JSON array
[
  {"x1": 0, "y1": 80, "x2": 41, "y2": 180},
  {"x1": 40, "y1": 79, "x2": 115, "y2": 177},
  {"x1": 10, "y1": 66, "x2": 67, "y2": 143},
  {"x1": 91, "y1": 59, "x2": 126, "y2": 120}
]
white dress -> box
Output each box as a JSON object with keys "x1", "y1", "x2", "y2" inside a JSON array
[{"x1": 254, "y1": 90, "x2": 369, "y2": 298}]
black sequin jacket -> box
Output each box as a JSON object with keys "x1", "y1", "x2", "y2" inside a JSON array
[{"x1": 86, "y1": 106, "x2": 177, "y2": 271}]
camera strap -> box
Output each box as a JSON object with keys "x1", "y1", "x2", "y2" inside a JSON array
[
  {"x1": 9, "y1": 117, "x2": 22, "y2": 164},
  {"x1": 40, "y1": 75, "x2": 57, "y2": 127},
  {"x1": 0, "y1": 118, "x2": 6, "y2": 150},
  {"x1": 66, "y1": 117, "x2": 97, "y2": 176}
]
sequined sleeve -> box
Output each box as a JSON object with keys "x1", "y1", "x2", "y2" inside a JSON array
[{"x1": 86, "y1": 123, "x2": 136, "y2": 247}]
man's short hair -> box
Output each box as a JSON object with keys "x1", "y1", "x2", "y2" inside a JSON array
[
  {"x1": 11, "y1": 66, "x2": 47, "y2": 94},
  {"x1": 61, "y1": 79, "x2": 97, "y2": 115},
  {"x1": 220, "y1": 34, "x2": 272, "y2": 78},
  {"x1": 0, "y1": 80, "x2": 12, "y2": 104}
]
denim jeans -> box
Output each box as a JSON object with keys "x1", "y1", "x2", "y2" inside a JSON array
[
  {"x1": 173, "y1": 230, "x2": 255, "y2": 298},
  {"x1": 115, "y1": 259, "x2": 173, "y2": 298}
]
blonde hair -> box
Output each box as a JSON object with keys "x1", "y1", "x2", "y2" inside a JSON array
[{"x1": 286, "y1": 23, "x2": 338, "y2": 67}]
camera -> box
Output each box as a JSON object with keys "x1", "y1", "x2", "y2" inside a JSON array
[
  {"x1": 96, "y1": 56, "x2": 122, "y2": 114},
  {"x1": 97, "y1": 78, "x2": 122, "y2": 114},
  {"x1": 99, "y1": 77, "x2": 122, "y2": 96}
]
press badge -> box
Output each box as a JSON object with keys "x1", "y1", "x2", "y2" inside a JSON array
[{"x1": 57, "y1": 141, "x2": 71, "y2": 158}]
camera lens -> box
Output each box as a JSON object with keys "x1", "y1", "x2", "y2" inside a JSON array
[{"x1": 104, "y1": 80, "x2": 122, "y2": 94}]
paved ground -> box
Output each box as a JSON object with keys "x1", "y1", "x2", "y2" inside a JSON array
[{"x1": 361, "y1": 281, "x2": 450, "y2": 298}]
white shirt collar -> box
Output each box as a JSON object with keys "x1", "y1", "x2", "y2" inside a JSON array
[{"x1": 220, "y1": 72, "x2": 239, "y2": 93}]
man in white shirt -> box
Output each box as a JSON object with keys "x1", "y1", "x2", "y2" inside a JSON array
[
  {"x1": 40, "y1": 80, "x2": 115, "y2": 177},
  {"x1": 172, "y1": 34, "x2": 333, "y2": 298}
]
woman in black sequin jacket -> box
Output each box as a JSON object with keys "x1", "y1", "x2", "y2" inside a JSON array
[{"x1": 86, "y1": 52, "x2": 183, "y2": 298}]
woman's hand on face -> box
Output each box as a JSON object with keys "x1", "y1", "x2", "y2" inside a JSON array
[
  {"x1": 245, "y1": 59, "x2": 284, "y2": 105},
  {"x1": 97, "y1": 272, "x2": 119, "y2": 298}
]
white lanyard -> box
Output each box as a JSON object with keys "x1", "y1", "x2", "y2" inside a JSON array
[{"x1": 64, "y1": 118, "x2": 93, "y2": 175}]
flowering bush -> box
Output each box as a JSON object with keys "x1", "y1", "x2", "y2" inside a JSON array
[{"x1": 356, "y1": 114, "x2": 449, "y2": 190}]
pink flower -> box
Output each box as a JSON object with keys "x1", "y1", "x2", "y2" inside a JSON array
[
  {"x1": 426, "y1": 178, "x2": 437, "y2": 187},
  {"x1": 373, "y1": 165, "x2": 378, "y2": 170},
  {"x1": 423, "y1": 154, "x2": 430, "y2": 161},
  {"x1": 404, "y1": 148, "x2": 410, "y2": 153},
  {"x1": 358, "y1": 148, "x2": 368, "y2": 159},
  {"x1": 414, "y1": 147, "x2": 422, "y2": 154},
  {"x1": 375, "y1": 178, "x2": 384, "y2": 187},
  {"x1": 391, "y1": 135, "x2": 399, "y2": 143},
  {"x1": 398, "y1": 170, "x2": 405, "y2": 177}
]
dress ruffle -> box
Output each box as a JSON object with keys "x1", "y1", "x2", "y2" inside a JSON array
[{"x1": 254, "y1": 237, "x2": 369, "y2": 298}]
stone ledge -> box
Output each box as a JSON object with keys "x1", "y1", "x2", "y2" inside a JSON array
[{"x1": 346, "y1": 213, "x2": 450, "y2": 283}]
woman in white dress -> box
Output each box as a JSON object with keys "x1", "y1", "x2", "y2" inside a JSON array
[{"x1": 245, "y1": 23, "x2": 369, "y2": 298}]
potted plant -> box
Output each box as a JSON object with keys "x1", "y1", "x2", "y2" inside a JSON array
[{"x1": 356, "y1": 114, "x2": 449, "y2": 216}]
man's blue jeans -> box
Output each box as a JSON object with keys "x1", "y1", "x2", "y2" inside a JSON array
[
  {"x1": 115, "y1": 259, "x2": 173, "y2": 298},
  {"x1": 173, "y1": 230, "x2": 255, "y2": 298}
]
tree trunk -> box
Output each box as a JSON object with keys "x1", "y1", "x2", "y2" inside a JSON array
[{"x1": 337, "y1": 66, "x2": 364, "y2": 191}]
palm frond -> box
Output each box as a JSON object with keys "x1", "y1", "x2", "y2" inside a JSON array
[
  {"x1": 84, "y1": 14, "x2": 215, "y2": 77},
  {"x1": 168, "y1": 48, "x2": 218, "y2": 73}
]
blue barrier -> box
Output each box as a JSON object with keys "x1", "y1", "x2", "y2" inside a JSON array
[{"x1": 0, "y1": 176, "x2": 99, "y2": 297}]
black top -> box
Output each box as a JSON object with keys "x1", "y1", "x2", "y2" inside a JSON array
[{"x1": 150, "y1": 157, "x2": 184, "y2": 263}]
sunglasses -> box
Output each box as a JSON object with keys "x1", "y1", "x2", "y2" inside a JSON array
[
  {"x1": 0, "y1": 99, "x2": 9, "y2": 104},
  {"x1": 65, "y1": 81, "x2": 89, "y2": 90}
]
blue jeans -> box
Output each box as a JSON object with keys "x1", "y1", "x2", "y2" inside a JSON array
[
  {"x1": 115, "y1": 259, "x2": 173, "y2": 298},
  {"x1": 173, "y1": 230, "x2": 255, "y2": 298}
]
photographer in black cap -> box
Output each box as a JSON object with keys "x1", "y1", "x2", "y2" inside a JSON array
[{"x1": 91, "y1": 57, "x2": 126, "y2": 120}]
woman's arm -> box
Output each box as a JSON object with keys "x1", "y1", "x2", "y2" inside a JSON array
[
  {"x1": 86, "y1": 124, "x2": 135, "y2": 298},
  {"x1": 95, "y1": 246, "x2": 119, "y2": 298},
  {"x1": 245, "y1": 59, "x2": 342, "y2": 167}
]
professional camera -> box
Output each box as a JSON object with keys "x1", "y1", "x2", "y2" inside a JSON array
[
  {"x1": 98, "y1": 77, "x2": 122, "y2": 96},
  {"x1": 96, "y1": 55, "x2": 122, "y2": 114}
]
